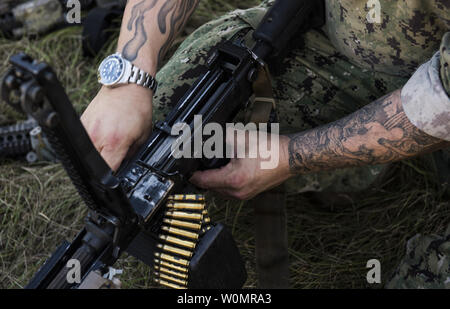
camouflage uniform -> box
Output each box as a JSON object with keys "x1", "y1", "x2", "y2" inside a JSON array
[
  {"x1": 154, "y1": 0, "x2": 449, "y2": 192},
  {"x1": 386, "y1": 226, "x2": 450, "y2": 289},
  {"x1": 151, "y1": 0, "x2": 449, "y2": 288},
  {"x1": 442, "y1": 33, "x2": 450, "y2": 95}
]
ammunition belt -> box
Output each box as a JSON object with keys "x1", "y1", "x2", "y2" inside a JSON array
[{"x1": 153, "y1": 194, "x2": 212, "y2": 289}]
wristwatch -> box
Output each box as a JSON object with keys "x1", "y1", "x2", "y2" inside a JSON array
[{"x1": 97, "y1": 53, "x2": 158, "y2": 93}]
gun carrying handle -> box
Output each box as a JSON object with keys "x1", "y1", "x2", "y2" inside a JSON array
[{"x1": 253, "y1": 0, "x2": 319, "y2": 59}]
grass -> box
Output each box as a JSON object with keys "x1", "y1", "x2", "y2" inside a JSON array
[{"x1": 0, "y1": 0, "x2": 449, "y2": 289}]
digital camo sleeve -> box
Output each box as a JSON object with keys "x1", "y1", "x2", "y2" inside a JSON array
[{"x1": 401, "y1": 34, "x2": 450, "y2": 142}]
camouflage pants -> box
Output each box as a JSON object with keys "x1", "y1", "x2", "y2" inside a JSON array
[
  {"x1": 153, "y1": 3, "x2": 407, "y2": 194},
  {"x1": 386, "y1": 226, "x2": 450, "y2": 289}
]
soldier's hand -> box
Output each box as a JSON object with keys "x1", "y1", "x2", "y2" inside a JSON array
[
  {"x1": 81, "y1": 85, "x2": 153, "y2": 171},
  {"x1": 190, "y1": 128, "x2": 292, "y2": 200}
]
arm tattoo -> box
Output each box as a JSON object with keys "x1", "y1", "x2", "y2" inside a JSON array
[
  {"x1": 157, "y1": 0, "x2": 199, "y2": 65},
  {"x1": 123, "y1": 0, "x2": 159, "y2": 61},
  {"x1": 288, "y1": 90, "x2": 449, "y2": 174},
  {"x1": 121, "y1": 0, "x2": 199, "y2": 64}
]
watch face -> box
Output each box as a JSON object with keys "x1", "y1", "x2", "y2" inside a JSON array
[{"x1": 98, "y1": 54, "x2": 125, "y2": 86}]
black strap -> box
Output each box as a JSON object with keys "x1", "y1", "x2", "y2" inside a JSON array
[
  {"x1": 245, "y1": 61, "x2": 289, "y2": 288},
  {"x1": 82, "y1": 6, "x2": 123, "y2": 57},
  {"x1": 250, "y1": 185, "x2": 289, "y2": 288}
]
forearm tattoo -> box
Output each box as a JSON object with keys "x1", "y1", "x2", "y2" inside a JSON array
[
  {"x1": 122, "y1": 0, "x2": 200, "y2": 64},
  {"x1": 123, "y1": 0, "x2": 158, "y2": 61},
  {"x1": 288, "y1": 90, "x2": 449, "y2": 174},
  {"x1": 157, "y1": 0, "x2": 199, "y2": 65}
]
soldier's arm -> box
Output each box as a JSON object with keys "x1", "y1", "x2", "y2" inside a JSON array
[
  {"x1": 81, "y1": 0, "x2": 200, "y2": 171},
  {"x1": 118, "y1": 0, "x2": 200, "y2": 75},
  {"x1": 191, "y1": 35, "x2": 450, "y2": 200},
  {"x1": 287, "y1": 89, "x2": 449, "y2": 175},
  {"x1": 288, "y1": 34, "x2": 450, "y2": 175},
  {"x1": 191, "y1": 85, "x2": 449, "y2": 201}
]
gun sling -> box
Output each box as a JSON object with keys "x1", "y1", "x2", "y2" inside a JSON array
[{"x1": 247, "y1": 65, "x2": 289, "y2": 288}]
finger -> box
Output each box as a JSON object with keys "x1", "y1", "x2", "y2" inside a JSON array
[
  {"x1": 100, "y1": 143, "x2": 130, "y2": 172},
  {"x1": 82, "y1": 120, "x2": 104, "y2": 155},
  {"x1": 213, "y1": 187, "x2": 252, "y2": 201},
  {"x1": 214, "y1": 188, "x2": 240, "y2": 200},
  {"x1": 126, "y1": 132, "x2": 150, "y2": 160},
  {"x1": 189, "y1": 164, "x2": 233, "y2": 189}
]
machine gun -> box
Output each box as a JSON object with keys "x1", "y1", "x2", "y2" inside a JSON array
[{"x1": 0, "y1": 0, "x2": 320, "y2": 289}]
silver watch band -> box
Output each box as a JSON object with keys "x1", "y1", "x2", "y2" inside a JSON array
[{"x1": 128, "y1": 64, "x2": 158, "y2": 93}]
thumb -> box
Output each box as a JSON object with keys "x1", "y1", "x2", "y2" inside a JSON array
[
  {"x1": 190, "y1": 163, "x2": 233, "y2": 189},
  {"x1": 100, "y1": 143, "x2": 130, "y2": 172}
]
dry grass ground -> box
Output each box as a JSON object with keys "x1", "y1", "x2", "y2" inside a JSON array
[{"x1": 0, "y1": 0, "x2": 449, "y2": 289}]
